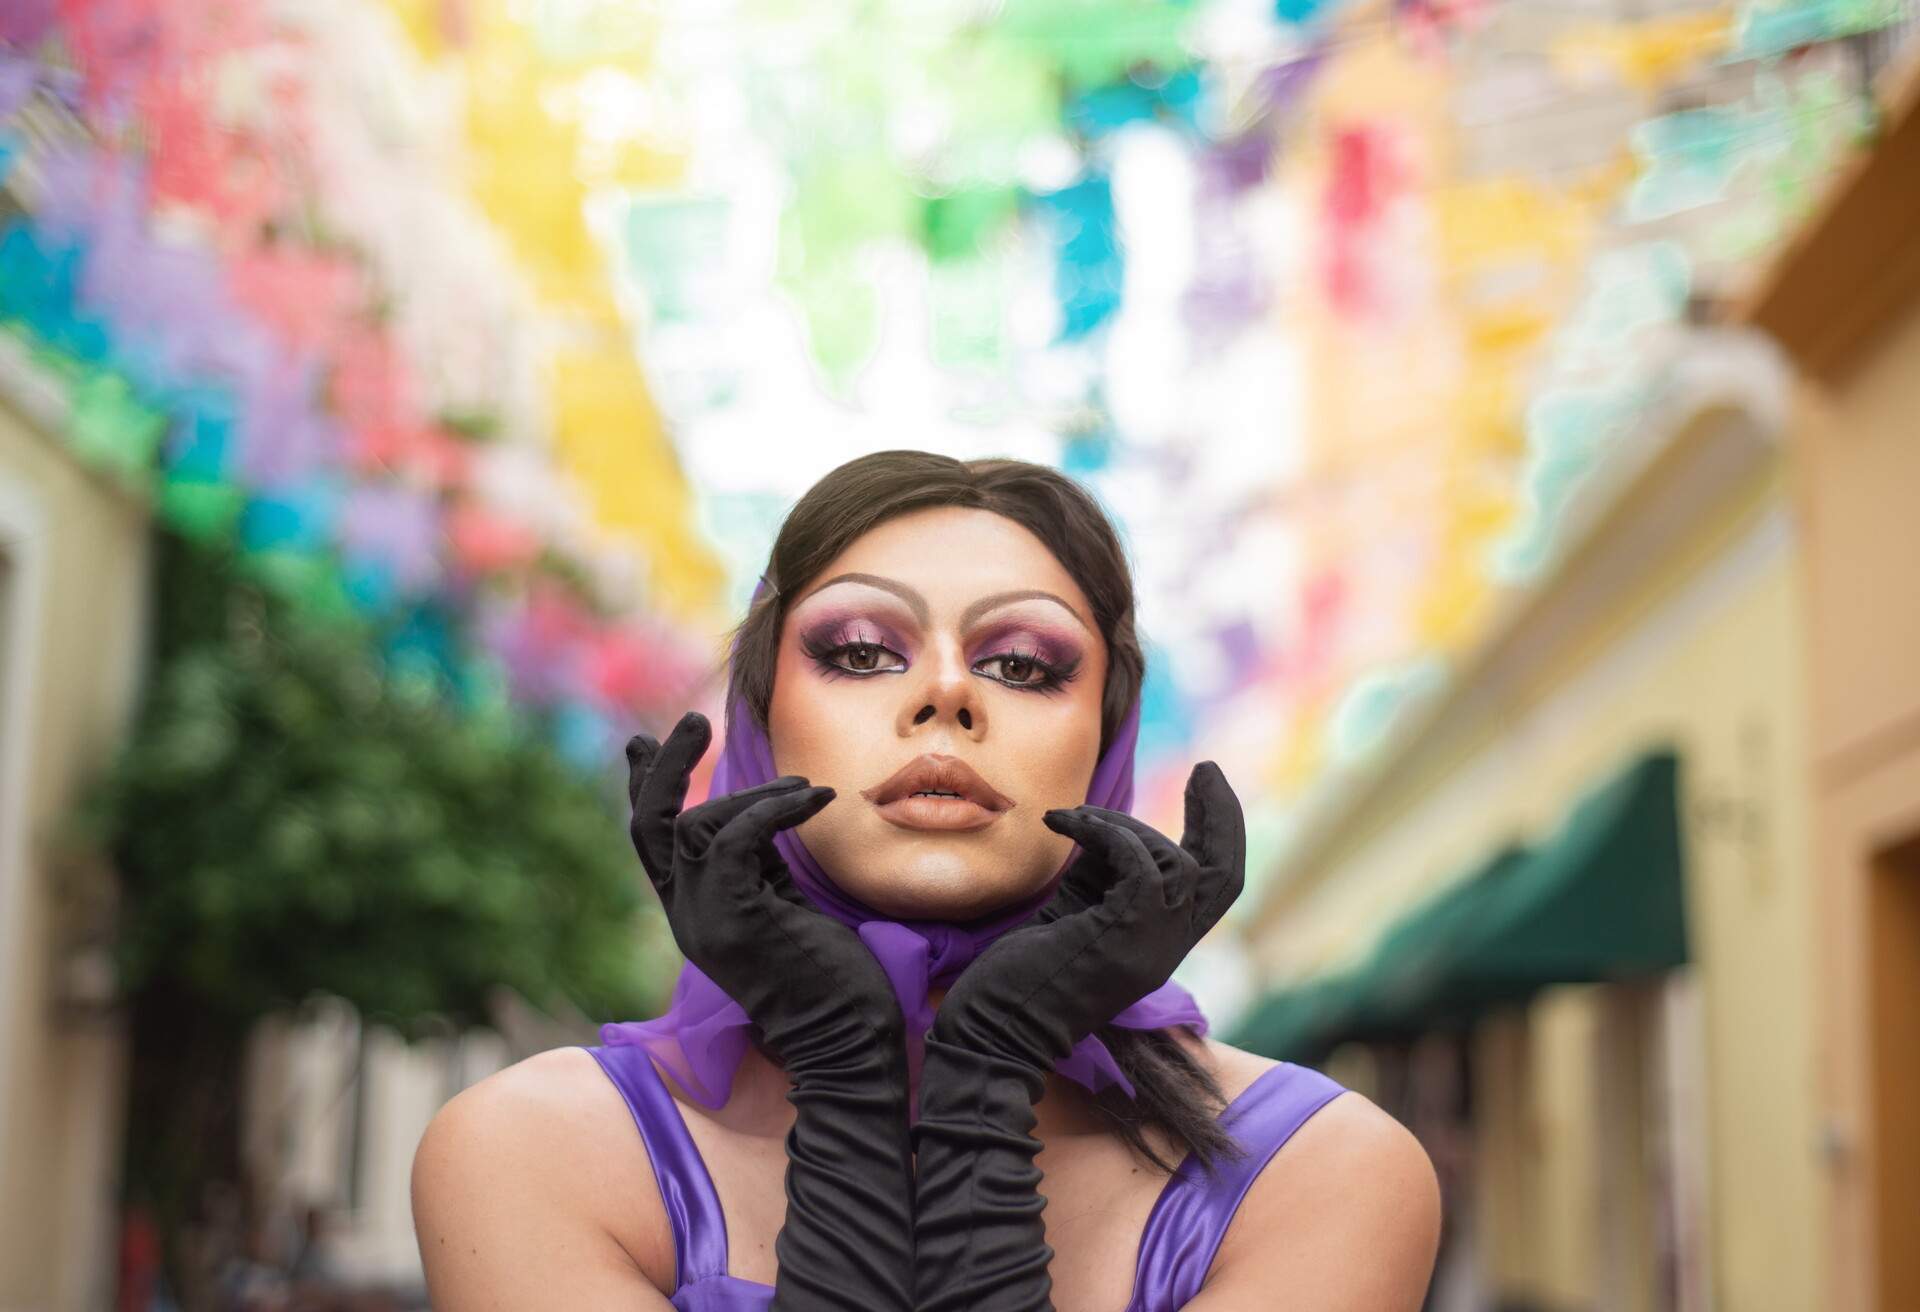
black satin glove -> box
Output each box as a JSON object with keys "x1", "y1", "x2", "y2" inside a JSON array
[
  {"x1": 910, "y1": 761, "x2": 1247, "y2": 1312},
  {"x1": 625, "y1": 711, "x2": 914, "y2": 1312}
]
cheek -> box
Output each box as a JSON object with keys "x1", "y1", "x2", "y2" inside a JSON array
[
  {"x1": 766, "y1": 648, "x2": 864, "y2": 785},
  {"x1": 998, "y1": 706, "x2": 1105, "y2": 812}
]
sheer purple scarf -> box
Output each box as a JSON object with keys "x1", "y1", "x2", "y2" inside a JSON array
[{"x1": 600, "y1": 584, "x2": 1208, "y2": 1110}]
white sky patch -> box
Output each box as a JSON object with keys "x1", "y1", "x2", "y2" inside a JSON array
[
  {"x1": 1189, "y1": 326, "x2": 1310, "y2": 497},
  {"x1": 1105, "y1": 126, "x2": 1196, "y2": 447}
]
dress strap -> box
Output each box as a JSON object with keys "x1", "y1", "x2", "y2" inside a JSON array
[
  {"x1": 585, "y1": 1043, "x2": 731, "y2": 1288},
  {"x1": 1127, "y1": 1062, "x2": 1347, "y2": 1311}
]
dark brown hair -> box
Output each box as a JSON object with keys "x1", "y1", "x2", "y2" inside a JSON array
[{"x1": 722, "y1": 449, "x2": 1241, "y2": 1174}]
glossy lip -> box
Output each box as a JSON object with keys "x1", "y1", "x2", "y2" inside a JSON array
[
  {"x1": 861, "y1": 753, "x2": 1014, "y2": 811},
  {"x1": 861, "y1": 753, "x2": 1013, "y2": 830},
  {"x1": 870, "y1": 793, "x2": 1006, "y2": 832}
]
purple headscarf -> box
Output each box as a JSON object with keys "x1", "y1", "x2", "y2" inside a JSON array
[{"x1": 601, "y1": 581, "x2": 1208, "y2": 1111}]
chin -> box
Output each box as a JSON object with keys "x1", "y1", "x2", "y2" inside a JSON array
[
  {"x1": 833, "y1": 860, "x2": 1029, "y2": 922},
  {"x1": 787, "y1": 810, "x2": 1075, "y2": 922},
  {"x1": 809, "y1": 824, "x2": 1066, "y2": 923}
]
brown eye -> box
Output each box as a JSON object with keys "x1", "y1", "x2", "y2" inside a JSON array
[
  {"x1": 983, "y1": 654, "x2": 1051, "y2": 687},
  {"x1": 1000, "y1": 656, "x2": 1038, "y2": 684},
  {"x1": 803, "y1": 634, "x2": 903, "y2": 679}
]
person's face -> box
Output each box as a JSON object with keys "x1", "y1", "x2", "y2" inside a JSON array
[{"x1": 767, "y1": 506, "x2": 1109, "y2": 921}]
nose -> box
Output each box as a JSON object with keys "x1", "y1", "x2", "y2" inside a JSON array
[{"x1": 900, "y1": 637, "x2": 985, "y2": 740}]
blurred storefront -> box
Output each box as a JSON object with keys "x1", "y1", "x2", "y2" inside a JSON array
[
  {"x1": 1232, "y1": 44, "x2": 1920, "y2": 1312},
  {"x1": 1734, "y1": 44, "x2": 1920, "y2": 1312},
  {"x1": 234, "y1": 998, "x2": 512, "y2": 1298},
  {"x1": 0, "y1": 342, "x2": 148, "y2": 1309},
  {"x1": 1234, "y1": 324, "x2": 1805, "y2": 1312}
]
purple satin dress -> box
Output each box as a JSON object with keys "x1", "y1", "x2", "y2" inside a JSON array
[{"x1": 584, "y1": 1042, "x2": 1348, "y2": 1310}]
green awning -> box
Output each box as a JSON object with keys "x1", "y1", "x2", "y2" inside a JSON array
[
  {"x1": 1231, "y1": 973, "x2": 1369, "y2": 1062},
  {"x1": 1345, "y1": 843, "x2": 1537, "y2": 1039},
  {"x1": 1230, "y1": 749, "x2": 1689, "y2": 1063}
]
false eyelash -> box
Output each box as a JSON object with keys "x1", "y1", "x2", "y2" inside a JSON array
[
  {"x1": 799, "y1": 621, "x2": 904, "y2": 680},
  {"x1": 807, "y1": 640, "x2": 905, "y2": 681},
  {"x1": 980, "y1": 644, "x2": 1081, "y2": 694}
]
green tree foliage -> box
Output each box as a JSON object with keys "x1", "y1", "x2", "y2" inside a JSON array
[{"x1": 76, "y1": 534, "x2": 672, "y2": 1036}]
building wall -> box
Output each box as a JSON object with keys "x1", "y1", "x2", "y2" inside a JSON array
[
  {"x1": 1529, "y1": 988, "x2": 1603, "y2": 1309},
  {"x1": 1796, "y1": 303, "x2": 1920, "y2": 770},
  {"x1": 0, "y1": 377, "x2": 151, "y2": 1310},
  {"x1": 240, "y1": 1001, "x2": 512, "y2": 1294},
  {"x1": 1246, "y1": 456, "x2": 1823, "y2": 1309},
  {"x1": 1794, "y1": 290, "x2": 1920, "y2": 1311}
]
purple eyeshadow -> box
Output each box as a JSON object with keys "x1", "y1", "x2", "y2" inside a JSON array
[
  {"x1": 793, "y1": 602, "x2": 1086, "y2": 683},
  {"x1": 971, "y1": 621, "x2": 1084, "y2": 671},
  {"x1": 794, "y1": 608, "x2": 911, "y2": 656}
]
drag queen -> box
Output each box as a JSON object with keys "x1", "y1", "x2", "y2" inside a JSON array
[{"x1": 413, "y1": 452, "x2": 1439, "y2": 1309}]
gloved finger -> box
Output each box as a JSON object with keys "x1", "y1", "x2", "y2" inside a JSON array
[
  {"x1": 695, "y1": 791, "x2": 837, "y2": 914},
  {"x1": 1179, "y1": 761, "x2": 1239, "y2": 868},
  {"x1": 676, "y1": 774, "x2": 812, "y2": 852},
  {"x1": 624, "y1": 734, "x2": 674, "y2": 883},
  {"x1": 1054, "y1": 810, "x2": 1182, "y2": 915},
  {"x1": 1039, "y1": 843, "x2": 1108, "y2": 922},
  {"x1": 1036, "y1": 810, "x2": 1110, "y2": 921},
  {"x1": 1071, "y1": 805, "x2": 1196, "y2": 906},
  {"x1": 1178, "y1": 761, "x2": 1213, "y2": 867},
  {"x1": 707, "y1": 785, "x2": 836, "y2": 875},
  {"x1": 1199, "y1": 762, "x2": 1246, "y2": 875},
  {"x1": 750, "y1": 797, "x2": 836, "y2": 909},
  {"x1": 1073, "y1": 806, "x2": 1186, "y2": 861},
  {"x1": 760, "y1": 855, "x2": 813, "y2": 908},
  {"x1": 1041, "y1": 803, "x2": 1116, "y2": 842},
  {"x1": 1185, "y1": 762, "x2": 1246, "y2": 928},
  {"x1": 1009, "y1": 825, "x2": 1164, "y2": 983},
  {"x1": 1041, "y1": 804, "x2": 1126, "y2": 844},
  {"x1": 624, "y1": 733, "x2": 659, "y2": 812},
  {"x1": 633, "y1": 712, "x2": 711, "y2": 852}
]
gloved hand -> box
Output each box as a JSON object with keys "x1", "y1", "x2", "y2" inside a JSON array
[
  {"x1": 625, "y1": 710, "x2": 914, "y2": 1312},
  {"x1": 910, "y1": 761, "x2": 1247, "y2": 1312}
]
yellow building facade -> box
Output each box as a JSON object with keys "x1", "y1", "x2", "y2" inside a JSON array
[
  {"x1": 1237, "y1": 326, "x2": 1818, "y2": 1310},
  {"x1": 0, "y1": 342, "x2": 150, "y2": 1309},
  {"x1": 1237, "y1": 47, "x2": 1920, "y2": 1310},
  {"x1": 1736, "y1": 50, "x2": 1920, "y2": 1312}
]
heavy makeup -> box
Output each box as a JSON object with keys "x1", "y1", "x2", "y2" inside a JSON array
[{"x1": 765, "y1": 506, "x2": 1108, "y2": 921}]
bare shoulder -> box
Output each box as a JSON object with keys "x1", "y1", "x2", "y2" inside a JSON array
[
  {"x1": 1187, "y1": 1041, "x2": 1441, "y2": 1310},
  {"x1": 411, "y1": 1045, "x2": 676, "y2": 1309},
  {"x1": 1190, "y1": 1034, "x2": 1283, "y2": 1100}
]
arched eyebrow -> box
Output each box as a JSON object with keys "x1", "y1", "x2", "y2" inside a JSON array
[{"x1": 796, "y1": 572, "x2": 1094, "y2": 636}]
